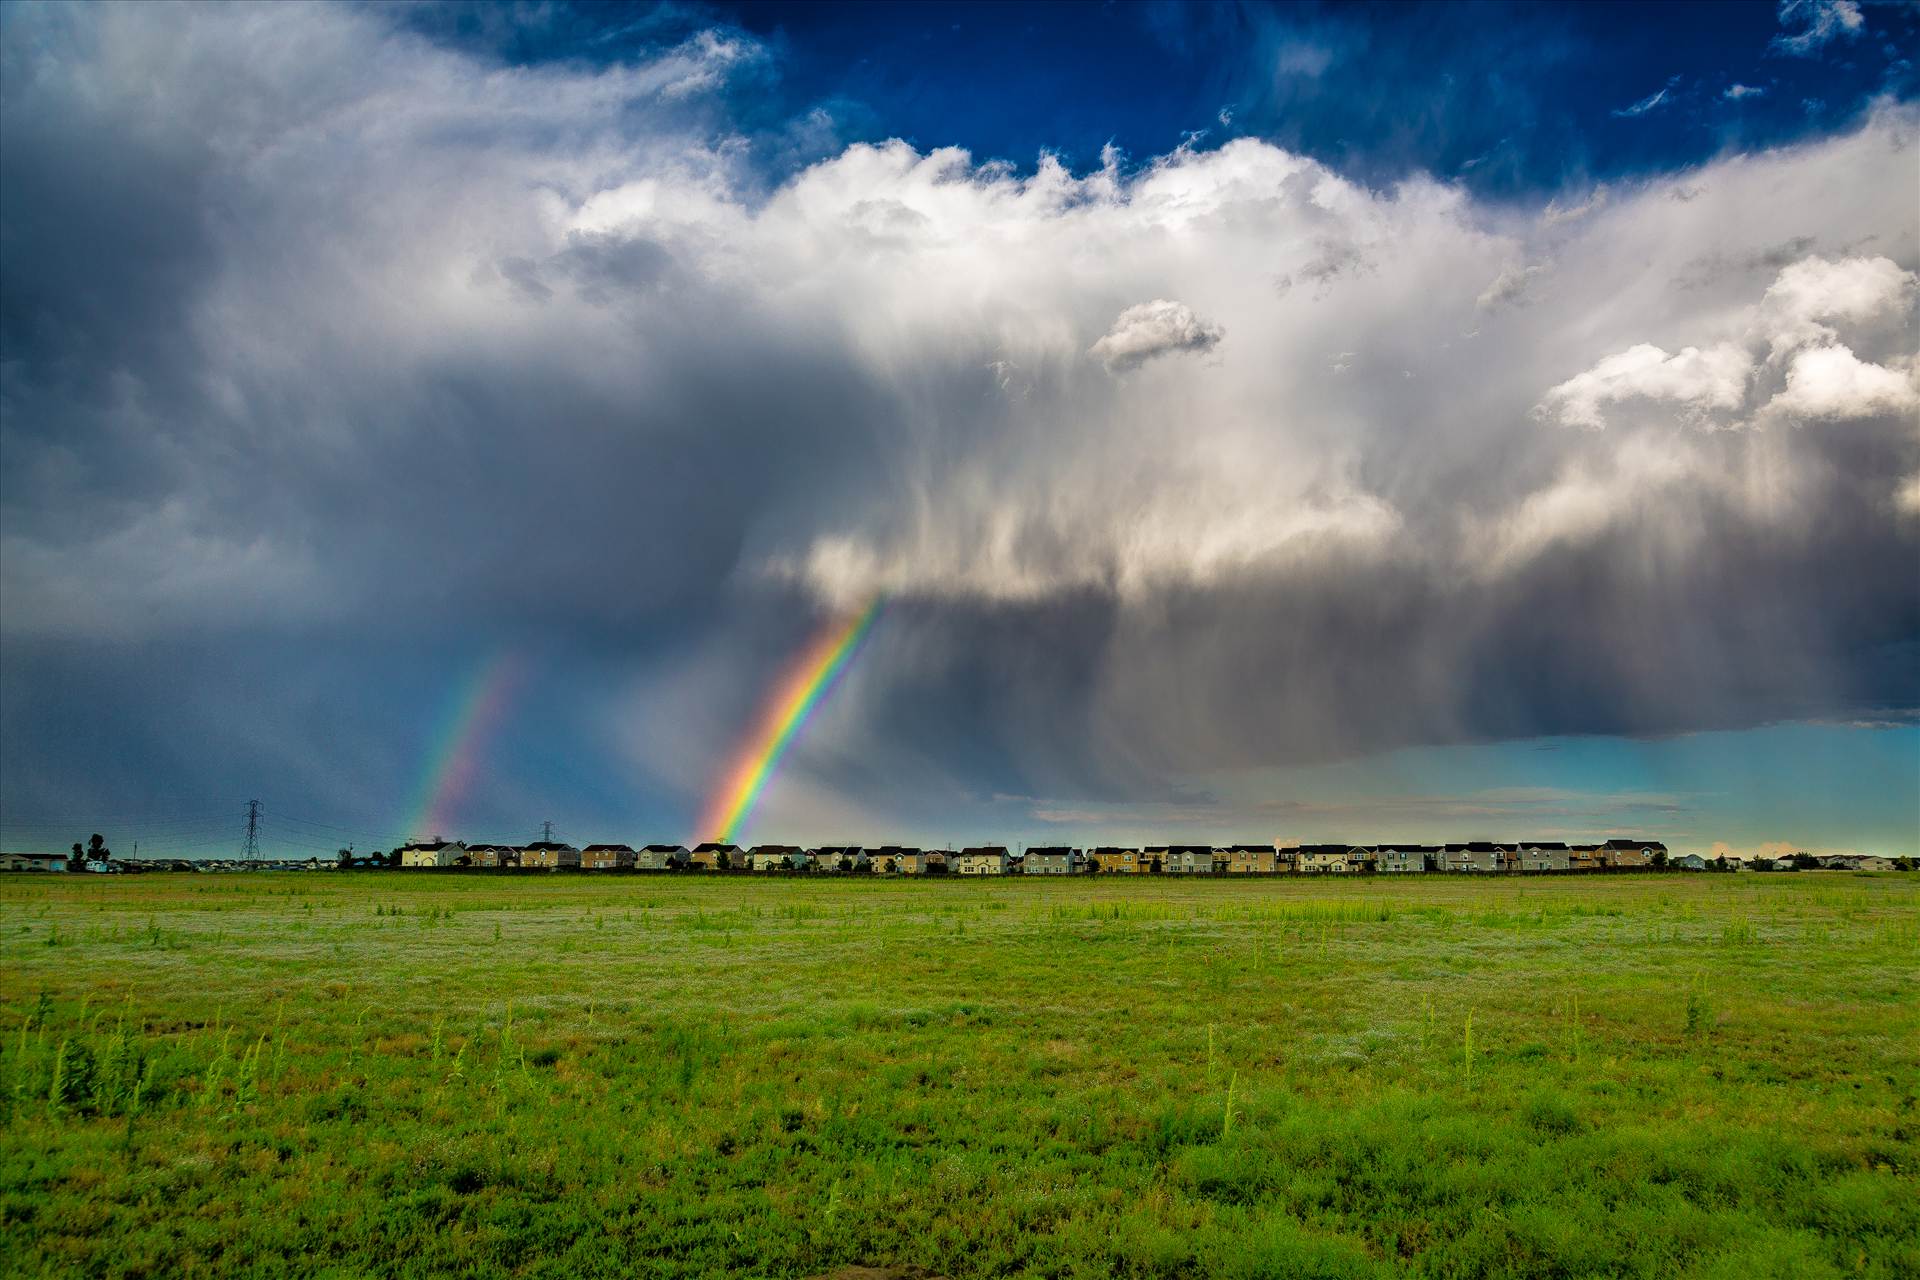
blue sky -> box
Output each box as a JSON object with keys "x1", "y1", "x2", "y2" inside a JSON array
[{"x1": 1, "y1": 0, "x2": 1915, "y2": 859}]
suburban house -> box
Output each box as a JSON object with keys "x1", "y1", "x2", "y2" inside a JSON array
[
  {"x1": 1517, "y1": 842, "x2": 1571, "y2": 873},
  {"x1": 1600, "y1": 839, "x2": 1665, "y2": 869},
  {"x1": 900, "y1": 849, "x2": 946, "y2": 874},
  {"x1": 518, "y1": 841, "x2": 580, "y2": 870},
  {"x1": 1444, "y1": 842, "x2": 1511, "y2": 873},
  {"x1": 0, "y1": 853, "x2": 68, "y2": 872},
  {"x1": 1224, "y1": 845, "x2": 1278, "y2": 874},
  {"x1": 748, "y1": 845, "x2": 804, "y2": 872},
  {"x1": 690, "y1": 843, "x2": 741, "y2": 870},
  {"x1": 1375, "y1": 845, "x2": 1434, "y2": 873},
  {"x1": 399, "y1": 840, "x2": 467, "y2": 868},
  {"x1": 1828, "y1": 854, "x2": 1895, "y2": 870},
  {"x1": 1221, "y1": 844, "x2": 1282, "y2": 875},
  {"x1": 1568, "y1": 845, "x2": 1604, "y2": 872},
  {"x1": 1023, "y1": 847, "x2": 1080, "y2": 874},
  {"x1": 954, "y1": 847, "x2": 1010, "y2": 875},
  {"x1": 1090, "y1": 847, "x2": 1146, "y2": 874},
  {"x1": 1163, "y1": 846, "x2": 1215, "y2": 874},
  {"x1": 465, "y1": 844, "x2": 518, "y2": 868},
  {"x1": 635, "y1": 844, "x2": 686, "y2": 871},
  {"x1": 1296, "y1": 845, "x2": 1352, "y2": 874},
  {"x1": 865, "y1": 846, "x2": 922, "y2": 873},
  {"x1": 1672, "y1": 853, "x2": 1709, "y2": 871},
  {"x1": 581, "y1": 843, "x2": 636, "y2": 870},
  {"x1": 814, "y1": 845, "x2": 866, "y2": 872}
]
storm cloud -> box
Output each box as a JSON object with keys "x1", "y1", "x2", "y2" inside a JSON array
[{"x1": 1, "y1": 2, "x2": 1915, "y2": 842}]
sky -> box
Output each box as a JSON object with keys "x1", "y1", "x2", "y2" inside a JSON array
[{"x1": 1, "y1": 0, "x2": 1916, "y2": 860}]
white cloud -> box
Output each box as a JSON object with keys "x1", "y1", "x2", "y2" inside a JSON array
[
  {"x1": 1725, "y1": 83, "x2": 1766, "y2": 100},
  {"x1": 1613, "y1": 85, "x2": 1672, "y2": 118},
  {"x1": 1534, "y1": 254, "x2": 1917, "y2": 430},
  {"x1": 1757, "y1": 254, "x2": 1918, "y2": 359},
  {"x1": 1763, "y1": 345, "x2": 1918, "y2": 421},
  {"x1": 1089, "y1": 299, "x2": 1227, "y2": 372},
  {"x1": 1771, "y1": 0, "x2": 1866, "y2": 56},
  {"x1": 1535, "y1": 343, "x2": 1753, "y2": 429}
]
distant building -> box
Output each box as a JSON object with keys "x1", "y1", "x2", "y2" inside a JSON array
[
  {"x1": 954, "y1": 847, "x2": 1009, "y2": 875},
  {"x1": 1672, "y1": 853, "x2": 1709, "y2": 871},
  {"x1": 1374, "y1": 845, "x2": 1434, "y2": 873},
  {"x1": 690, "y1": 843, "x2": 741, "y2": 870},
  {"x1": 1090, "y1": 847, "x2": 1145, "y2": 874},
  {"x1": 581, "y1": 843, "x2": 636, "y2": 870},
  {"x1": 1517, "y1": 842, "x2": 1570, "y2": 873},
  {"x1": 1023, "y1": 847, "x2": 1080, "y2": 875},
  {"x1": 0, "y1": 853, "x2": 68, "y2": 872},
  {"x1": 1223, "y1": 845, "x2": 1277, "y2": 874},
  {"x1": 635, "y1": 844, "x2": 686, "y2": 871},
  {"x1": 398, "y1": 840, "x2": 466, "y2": 869},
  {"x1": 1568, "y1": 845, "x2": 1604, "y2": 872},
  {"x1": 1600, "y1": 839, "x2": 1665, "y2": 869},
  {"x1": 518, "y1": 841, "x2": 579, "y2": 870},
  {"x1": 466, "y1": 844, "x2": 518, "y2": 868},
  {"x1": 1163, "y1": 846, "x2": 1214, "y2": 874},
  {"x1": 748, "y1": 845, "x2": 804, "y2": 872},
  {"x1": 814, "y1": 845, "x2": 867, "y2": 872},
  {"x1": 1296, "y1": 845, "x2": 1352, "y2": 874}
]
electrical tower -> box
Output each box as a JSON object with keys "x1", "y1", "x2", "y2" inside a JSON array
[
  {"x1": 542, "y1": 820, "x2": 554, "y2": 844},
  {"x1": 244, "y1": 799, "x2": 260, "y2": 862}
]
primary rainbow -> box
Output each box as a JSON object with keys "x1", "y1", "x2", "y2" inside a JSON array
[
  {"x1": 402, "y1": 651, "x2": 525, "y2": 843},
  {"x1": 697, "y1": 599, "x2": 881, "y2": 845}
]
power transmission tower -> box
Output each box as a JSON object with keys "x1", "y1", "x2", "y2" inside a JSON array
[
  {"x1": 244, "y1": 799, "x2": 260, "y2": 862},
  {"x1": 542, "y1": 820, "x2": 553, "y2": 844}
]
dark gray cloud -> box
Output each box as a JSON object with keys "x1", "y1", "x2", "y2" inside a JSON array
[{"x1": 1, "y1": 2, "x2": 1915, "y2": 845}]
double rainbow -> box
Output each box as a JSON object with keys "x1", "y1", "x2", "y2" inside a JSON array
[{"x1": 696, "y1": 600, "x2": 881, "y2": 844}]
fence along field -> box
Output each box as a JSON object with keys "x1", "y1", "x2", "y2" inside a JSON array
[{"x1": 1, "y1": 873, "x2": 1914, "y2": 1278}]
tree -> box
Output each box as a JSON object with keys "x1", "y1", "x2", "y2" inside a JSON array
[
  {"x1": 1651, "y1": 849, "x2": 1668, "y2": 870},
  {"x1": 86, "y1": 833, "x2": 109, "y2": 864},
  {"x1": 715, "y1": 851, "x2": 731, "y2": 871},
  {"x1": 1790, "y1": 851, "x2": 1821, "y2": 871},
  {"x1": 69, "y1": 842, "x2": 84, "y2": 872},
  {"x1": 337, "y1": 848, "x2": 353, "y2": 869}
]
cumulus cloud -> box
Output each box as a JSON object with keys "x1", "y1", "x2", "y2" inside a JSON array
[
  {"x1": 1771, "y1": 0, "x2": 1866, "y2": 56},
  {"x1": 1088, "y1": 299, "x2": 1226, "y2": 372},
  {"x1": 1534, "y1": 255, "x2": 1917, "y2": 429},
  {"x1": 0, "y1": 1, "x2": 1916, "y2": 832},
  {"x1": 1725, "y1": 83, "x2": 1766, "y2": 101},
  {"x1": 1535, "y1": 344, "x2": 1752, "y2": 428}
]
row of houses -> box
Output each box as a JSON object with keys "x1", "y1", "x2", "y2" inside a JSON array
[{"x1": 387, "y1": 838, "x2": 1698, "y2": 874}]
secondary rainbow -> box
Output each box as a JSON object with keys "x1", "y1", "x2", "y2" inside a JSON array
[
  {"x1": 697, "y1": 599, "x2": 881, "y2": 845},
  {"x1": 402, "y1": 651, "x2": 526, "y2": 843}
]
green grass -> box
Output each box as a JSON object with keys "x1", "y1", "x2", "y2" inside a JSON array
[{"x1": 0, "y1": 872, "x2": 1915, "y2": 1278}]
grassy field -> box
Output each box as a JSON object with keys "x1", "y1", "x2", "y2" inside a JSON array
[{"x1": 0, "y1": 871, "x2": 1914, "y2": 1279}]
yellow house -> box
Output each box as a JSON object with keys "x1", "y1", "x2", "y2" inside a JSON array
[
  {"x1": 398, "y1": 840, "x2": 466, "y2": 868},
  {"x1": 1090, "y1": 847, "x2": 1144, "y2": 873},
  {"x1": 954, "y1": 847, "x2": 1009, "y2": 875},
  {"x1": 1224, "y1": 845, "x2": 1277, "y2": 874}
]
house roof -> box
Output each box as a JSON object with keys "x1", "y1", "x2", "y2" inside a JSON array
[
  {"x1": 1091, "y1": 847, "x2": 1137, "y2": 855},
  {"x1": 1229, "y1": 844, "x2": 1274, "y2": 852},
  {"x1": 692, "y1": 843, "x2": 740, "y2": 853},
  {"x1": 1603, "y1": 838, "x2": 1666, "y2": 850},
  {"x1": 959, "y1": 846, "x2": 1009, "y2": 857},
  {"x1": 519, "y1": 841, "x2": 576, "y2": 851},
  {"x1": 1520, "y1": 841, "x2": 1569, "y2": 850},
  {"x1": 750, "y1": 844, "x2": 803, "y2": 856},
  {"x1": 643, "y1": 844, "x2": 687, "y2": 853},
  {"x1": 1026, "y1": 846, "x2": 1075, "y2": 857},
  {"x1": 1169, "y1": 845, "x2": 1211, "y2": 855},
  {"x1": 582, "y1": 844, "x2": 634, "y2": 852}
]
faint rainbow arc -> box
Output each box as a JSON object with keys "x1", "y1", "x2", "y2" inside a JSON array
[
  {"x1": 402, "y1": 652, "x2": 526, "y2": 843},
  {"x1": 696, "y1": 600, "x2": 881, "y2": 845}
]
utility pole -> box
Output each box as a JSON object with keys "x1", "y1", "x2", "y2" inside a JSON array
[{"x1": 244, "y1": 799, "x2": 260, "y2": 862}]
